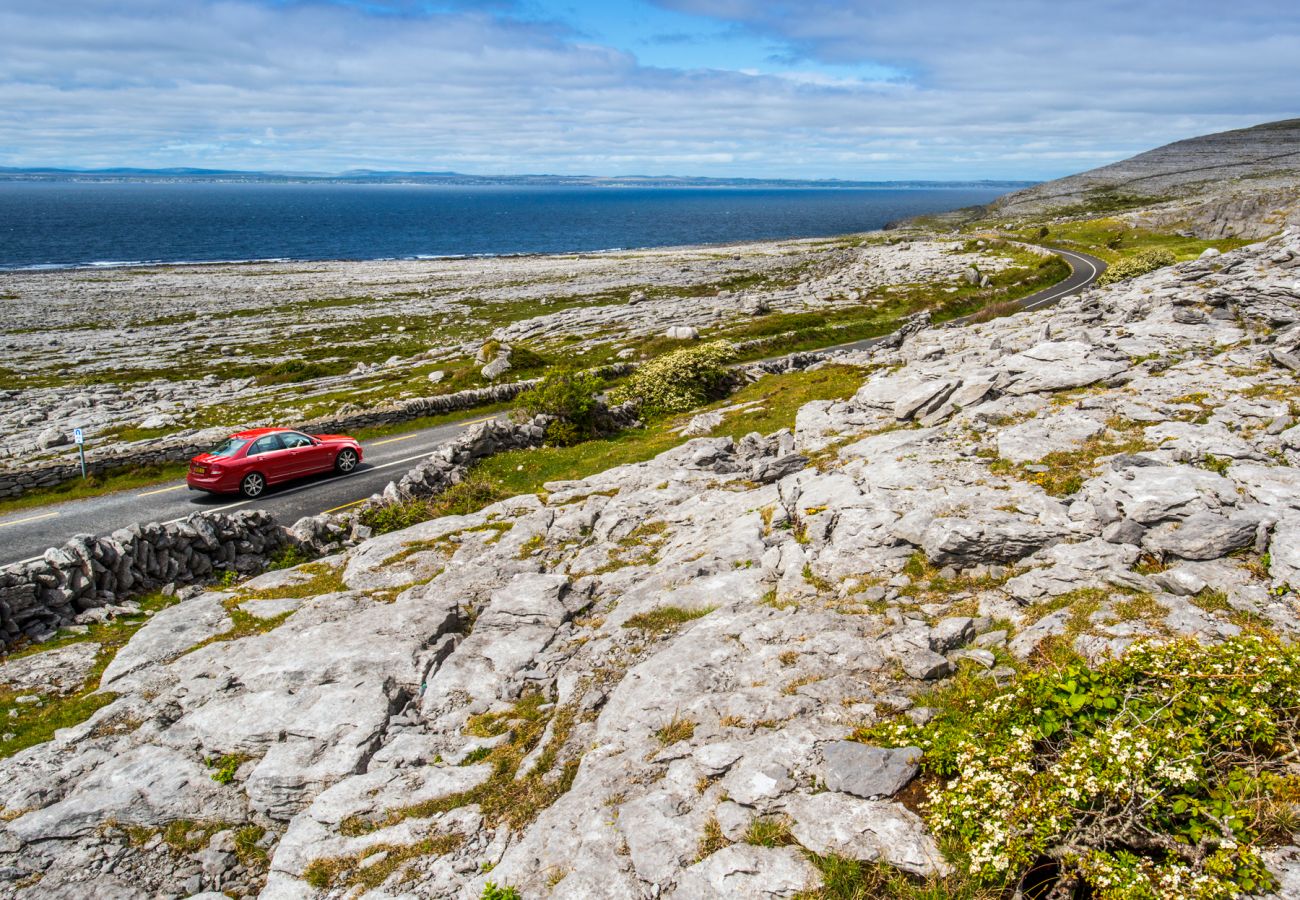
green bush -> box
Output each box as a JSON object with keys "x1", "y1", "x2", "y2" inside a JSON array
[
  {"x1": 507, "y1": 345, "x2": 548, "y2": 371},
  {"x1": 481, "y1": 882, "x2": 521, "y2": 900},
  {"x1": 256, "y1": 359, "x2": 342, "y2": 385},
  {"x1": 1096, "y1": 248, "x2": 1176, "y2": 287},
  {"x1": 517, "y1": 368, "x2": 603, "y2": 445},
  {"x1": 611, "y1": 341, "x2": 736, "y2": 415},
  {"x1": 866, "y1": 636, "x2": 1300, "y2": 899}
]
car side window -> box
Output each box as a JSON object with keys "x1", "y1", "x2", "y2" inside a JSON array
[
  {"x1": 281, "y1": 432, "x2": 313, "y2": 449},
  {"x1": 248, "y1": 434, "x2": 283, "y2": 456}
]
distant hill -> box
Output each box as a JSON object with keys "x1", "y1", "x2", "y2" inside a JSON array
[
  {"x1": 0, "y1": 166, "x2": 1033, "y2": 191},
  {"x1": 987, "y1": 119, "x2": 1300, "y2": 236}
]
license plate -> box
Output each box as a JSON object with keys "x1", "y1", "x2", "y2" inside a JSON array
[{"x1": 194, "y1": 465, "x2": 206, "y2": 474}]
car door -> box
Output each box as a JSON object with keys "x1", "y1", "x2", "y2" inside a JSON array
[
  {"x1": 280, "y1": 431, "x2": 328, "y2": 476},
  {"x1": 245, "y1": 433, "x2": 291, "y2": 482}
]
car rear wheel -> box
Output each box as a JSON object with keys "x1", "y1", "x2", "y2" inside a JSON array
[
  {"x1": 240, "y1": 472, "x2": 267, "y2": 498},
  {"x1": 335, "y1": 448, "x2": 359, "y2": 474}
]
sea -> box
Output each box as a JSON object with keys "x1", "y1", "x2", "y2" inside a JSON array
[{"x1": 0, "y1": 181, "x2": 1012, "y2": 271}]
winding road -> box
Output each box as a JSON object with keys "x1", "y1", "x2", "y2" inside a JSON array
[{"x1": 0, "y1": 245, "x2": 1105, "y2": 568}]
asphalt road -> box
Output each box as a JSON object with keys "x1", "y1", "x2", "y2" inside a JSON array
[
  {"x1": 0, "y1": 413, "x2": 504, "y2": 567},
  {"x1": 802, "y1": 246, "x2": 1106, "y2": 357},
  {"x1": 0, "y1": 246, "x2": 1104, "y2": 568}
]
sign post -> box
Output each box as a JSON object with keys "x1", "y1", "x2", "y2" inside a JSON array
[{"x1": 73, "y1": 428, "x2": 86, "y2": 479}]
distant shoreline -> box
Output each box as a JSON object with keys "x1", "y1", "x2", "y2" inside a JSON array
[{"x1": 0, "y1": 169, "x2": 1035, "y2": 191}]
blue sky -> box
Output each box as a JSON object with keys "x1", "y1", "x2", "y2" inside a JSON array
[{"x1": 1, "y1": 0, "x2": 1297, "y2": 179}]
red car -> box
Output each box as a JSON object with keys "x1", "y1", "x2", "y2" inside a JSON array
[{"x1": 187, "y1": 428, "x2": 363, "y2": 498}]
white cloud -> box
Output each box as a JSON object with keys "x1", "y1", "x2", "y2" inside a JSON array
[{"x1": 0, "y1": 0, "x2": 1295, "y2": 178}]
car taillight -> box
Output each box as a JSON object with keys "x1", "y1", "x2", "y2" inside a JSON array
[{"x1": 209, "y1": 464, "x2": 223, "y2": 475}]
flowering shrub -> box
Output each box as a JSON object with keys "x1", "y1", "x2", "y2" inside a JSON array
[
  {"x1": 611, "y1": 340, "x2": 736, "y2": 415},
  {"x1": 1096, "y1": 248, "x2": 1177, "y2": 286},
  {"x1": 867, "y1": 637, "x2": 1300, "y2": 899}
]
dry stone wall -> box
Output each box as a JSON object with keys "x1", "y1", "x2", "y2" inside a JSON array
[
  {"x1": 0, "y1": 407, "x2": 641, "y2": 651},
  {"x1": 0, "y1": 511, "x2": 285, "y2": 645}
]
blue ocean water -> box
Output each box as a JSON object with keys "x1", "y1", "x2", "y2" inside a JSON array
[{"x1": 0, "y1": 181, "x2": 1009, "y2": 270}]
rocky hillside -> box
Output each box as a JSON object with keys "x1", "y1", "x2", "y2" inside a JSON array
[
  {"x1": 3, "y1": 228, "x2": 1300, "y2": 899},
  {"x1": 990, "y1": 118, "x2": 1300, "y2": 238}
]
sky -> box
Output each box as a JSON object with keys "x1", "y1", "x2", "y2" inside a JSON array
[{"x1": 1, "y1": 0, "x2": 1297, "y2": 180}]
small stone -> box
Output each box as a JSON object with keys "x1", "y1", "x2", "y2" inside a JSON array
[
  {"x1": 899, "y1": 648, "x2": 952, "y2": 681},
  {"x1": 1102, "y1": 518, "x2": 1147, "y2": 546}
]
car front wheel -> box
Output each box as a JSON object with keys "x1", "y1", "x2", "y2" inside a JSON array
[
  {"x1": 335, "y1": 448, "x2": 359, "y2": 474},
  {"x1": 240, "y1": 472, "x2": 267, "y2": 498}
]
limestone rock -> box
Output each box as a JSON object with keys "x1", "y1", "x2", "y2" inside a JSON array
[
  {"x1": 819, "y1": 741, "x2": 921, "y2": 799},
  {"x1": 670, "y1": 845, "x2": 819, "y2": 899},
  {"x1": 785, "y1": 793, "x2": 949, "y2": 877}
]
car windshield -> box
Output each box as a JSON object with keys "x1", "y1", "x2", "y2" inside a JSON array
[{"x1": 207, "y1": 437, "x2": 251, "y2": 458}]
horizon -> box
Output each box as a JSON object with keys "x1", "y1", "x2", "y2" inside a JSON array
[
  {"x1": 2, "y1": 1, "x2": 1298, "y2": 181},
  {"x1": 0, "y1": 164, "x2": 1038, "y2": 185}
]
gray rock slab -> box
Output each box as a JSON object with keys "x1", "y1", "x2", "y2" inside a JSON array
[
  {"x1": 99, "y1": 593, "x2": 232, "y2": 687},
  {"x1": 1143, "y1": 511, "x2": 1262, "y2": 560},
  {"x1": 0, "y1": 641, "x2": 100, "y2": 696},
  {"x1": 819, "y1": 741, "x2": 921, "y2": 799},
  {"x1": 785, "y1": 792, "x2": 948, "y2": 877},
  {"x1": 669, "y1": 845, "x2": 819, "y2": 899},
  {"x1": 1000, "y1": 341, "x2": 1128, "y2": 394},
  {"x1": 997, "y1": 412, "x2": 1106, "y2": 464},
  {"x1": 921, "y1": 513, "x2": 1065, "y2": 567}
]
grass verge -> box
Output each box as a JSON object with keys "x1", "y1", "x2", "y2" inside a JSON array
[{"x1": 0, "y1": 592, "x2": 177, "y2": 760}]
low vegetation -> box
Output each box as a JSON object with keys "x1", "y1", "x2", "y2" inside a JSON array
[
  {"x1": 362, "y1": 364, "x2": 867, "y2": 536},
  {"x1": 986, "y1": 425, "x2": 1150, "y2": 496},
  {"x1": 0, "y1": 592, "x2": 177, "y2": 760},
  {"x1": 622, "y1": 605, "x2": 715, "y2": 634},
  {"x1": 516, "y1": 367, "x2": 605, "y2": 446},
  {"x1": 864, "y1": 636, "x2": 1300, "y2": 899},
  {"x1": 1003, "y1": 216, "x2": 1250, "y2": 265},
  {"x1": 611, "y1": 340, "x2": 737, "y2": 414},
  {"x1": 1096, "y1": 247, "x2": 1177, "y2": 287}
]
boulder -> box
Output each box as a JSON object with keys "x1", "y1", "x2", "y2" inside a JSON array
[
  {"x1": 920, "y1": 513, "x2": 1065, "y2": 567},
  {"x1": 785, "y1": 793, "x2": 948, "y2": 877},
  {"x1": 664, "y1": 326, "x2": 700, "y2": 340},
  {"x1": 36, "y1": 427, "x2": 68, "y2": 449},
  {"x1": 481, "y1": 356, "x2": 512, "y2": 380},
  {"x1": 819, "y1": 741, "x2": 921, "y2": 799},
  {"x1": 1143, "y1": 511, "x2": 1263, "y2": 560}
]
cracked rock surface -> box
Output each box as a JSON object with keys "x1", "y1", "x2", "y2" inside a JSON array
[{"x1": 3, "y1": 228, "x2": 1300, "y2": 897}]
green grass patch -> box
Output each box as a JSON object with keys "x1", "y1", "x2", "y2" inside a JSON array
[
  {"x1": 303, "y1": 832, "x2": 464, "y2": 891},
  {"x1": 623, "y1": 606, "x2": 715, "y2": 634},
  {"x1": 655, "y1": 712, "x2": 697, "y2": 746},
  {"x1": 359, "y1": 364, "x2": 866, "y2": 536},
  {"x1": 797, "y1": 851, "x2": 1005, "y2": 900},
  {"x1": 986, "y1": 424, "x2": 1150, "y2": 497},
  {"x1": 337, "y1": 691, "x2": 582, "y2": 841},
  {"x1": 0, "y1": 592, "x2": 177, "y2": 761},
  {"x1": 1005, "y1": 217, "x2": 1252, "y2": 264},
  {"x1": 180, "y1": 561, "x2": 345, "y2": 655}
]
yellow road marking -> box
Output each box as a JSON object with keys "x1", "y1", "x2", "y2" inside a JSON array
[
  {"x1": 322, "y1": 498, "x2": 368, "y2": 514},
  {"x1": 138, "y1": 484, "x2": 188, "y2": 497},
  {"x1": 0, "y1": 511, "x2": 59, "y2": 528},
  {"x1": 458, "y1": 415, "x2": 496, "y2": 427},
  {"x1": 371, "y1": 433, "x2": 422, "y2": 446}
]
